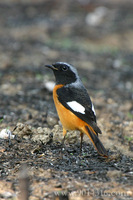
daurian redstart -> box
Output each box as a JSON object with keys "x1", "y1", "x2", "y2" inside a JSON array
[{"x1": 45, "y1": 62, "x2": 108, "y2": 157}]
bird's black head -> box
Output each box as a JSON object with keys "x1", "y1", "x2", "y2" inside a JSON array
[{"x1": 45, "y1": 62, "x2": 79, "y2": 85}]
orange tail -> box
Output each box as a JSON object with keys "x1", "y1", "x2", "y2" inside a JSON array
[{"x1": 84, "y1": 125, "x2": 108, "y2": 157}]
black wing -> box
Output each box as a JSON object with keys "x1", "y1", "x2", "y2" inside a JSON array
[{"x1": 57, "y1": 85, "x2": 102, "y2": 135}]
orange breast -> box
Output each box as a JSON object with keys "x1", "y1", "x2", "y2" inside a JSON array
[{"x1": 53, "y1": 84, "x2": 86, "y2": 131}]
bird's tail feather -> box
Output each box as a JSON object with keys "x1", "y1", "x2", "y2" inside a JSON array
[{"x1": 84, "y1": 125, "x2": 108, "y2": 157}]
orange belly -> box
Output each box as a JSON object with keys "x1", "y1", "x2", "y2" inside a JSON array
[{"x1": 53, "y1": 85, "x2": 86, "y2": 132}]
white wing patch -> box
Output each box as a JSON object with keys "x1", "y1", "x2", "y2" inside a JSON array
[
  {"x1": 67, "y1": 101, "x2": 85, "y2": 114},
  {"x1": 92, "y1": 103, "x2": 96, "y2": 116}
]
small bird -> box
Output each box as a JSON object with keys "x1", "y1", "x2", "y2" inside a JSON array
[{"x1": 45, "y1": 62, "x2": 108, "y2": 157}]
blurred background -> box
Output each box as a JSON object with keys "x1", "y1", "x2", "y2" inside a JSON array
[{"x1": 0, "y1": 0, "x2": 133, "y2": 128}]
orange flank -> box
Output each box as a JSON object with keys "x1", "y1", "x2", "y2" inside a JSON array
[{"x1": 53, "y1": 84, "x2": 87, "y2": 131}]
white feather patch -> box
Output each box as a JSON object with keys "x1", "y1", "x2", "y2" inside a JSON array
[
  {"x1": 67, "y1": 101, "x2": 85, "y2": 114},
  {"x1": 92, "y1": 103, "x2": 96, "y2": 115}
]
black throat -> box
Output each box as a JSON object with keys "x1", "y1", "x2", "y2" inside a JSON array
[{"x1": 54, "y1": 70, "x2": 77, "y2": 85}]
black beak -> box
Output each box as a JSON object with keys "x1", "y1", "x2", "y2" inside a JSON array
[{"x1": 45, "y1": 64, "x2": 58, "y2": 71}]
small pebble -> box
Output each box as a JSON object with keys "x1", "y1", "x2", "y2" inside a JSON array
[
  {"x1": 44, "y1": 81, "x2": 55, "y2": 92},
  {"x1": 86, "y1": 6, "x2": 108, "y2": 26},
  {"x1": 0, "y1": 129, "x2": 15, "y2": 139},
  {"x1": 13, "y1": 123, "x2": 33, "y2": 137},
  {"x1": 32, "y1": 127, "x2": 51, "y2": 144},
  {"x1": 37, "y1": 127, "x2": 44, "y2": 134},
  {"x1": 1, "y1": 191, "x2": 14, "y2": 198}
]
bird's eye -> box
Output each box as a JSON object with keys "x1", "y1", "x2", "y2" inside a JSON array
[{"x1": 62, "y1": 65, "x2": 68, "y2": 71}]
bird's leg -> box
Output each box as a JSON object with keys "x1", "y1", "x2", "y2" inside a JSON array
[
  {"x1": 80, "y1": 132, "x2": 84, "y2": 154},
  {"x1": 62, "y1": 128, "x2": 67, "y2": 147}
]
